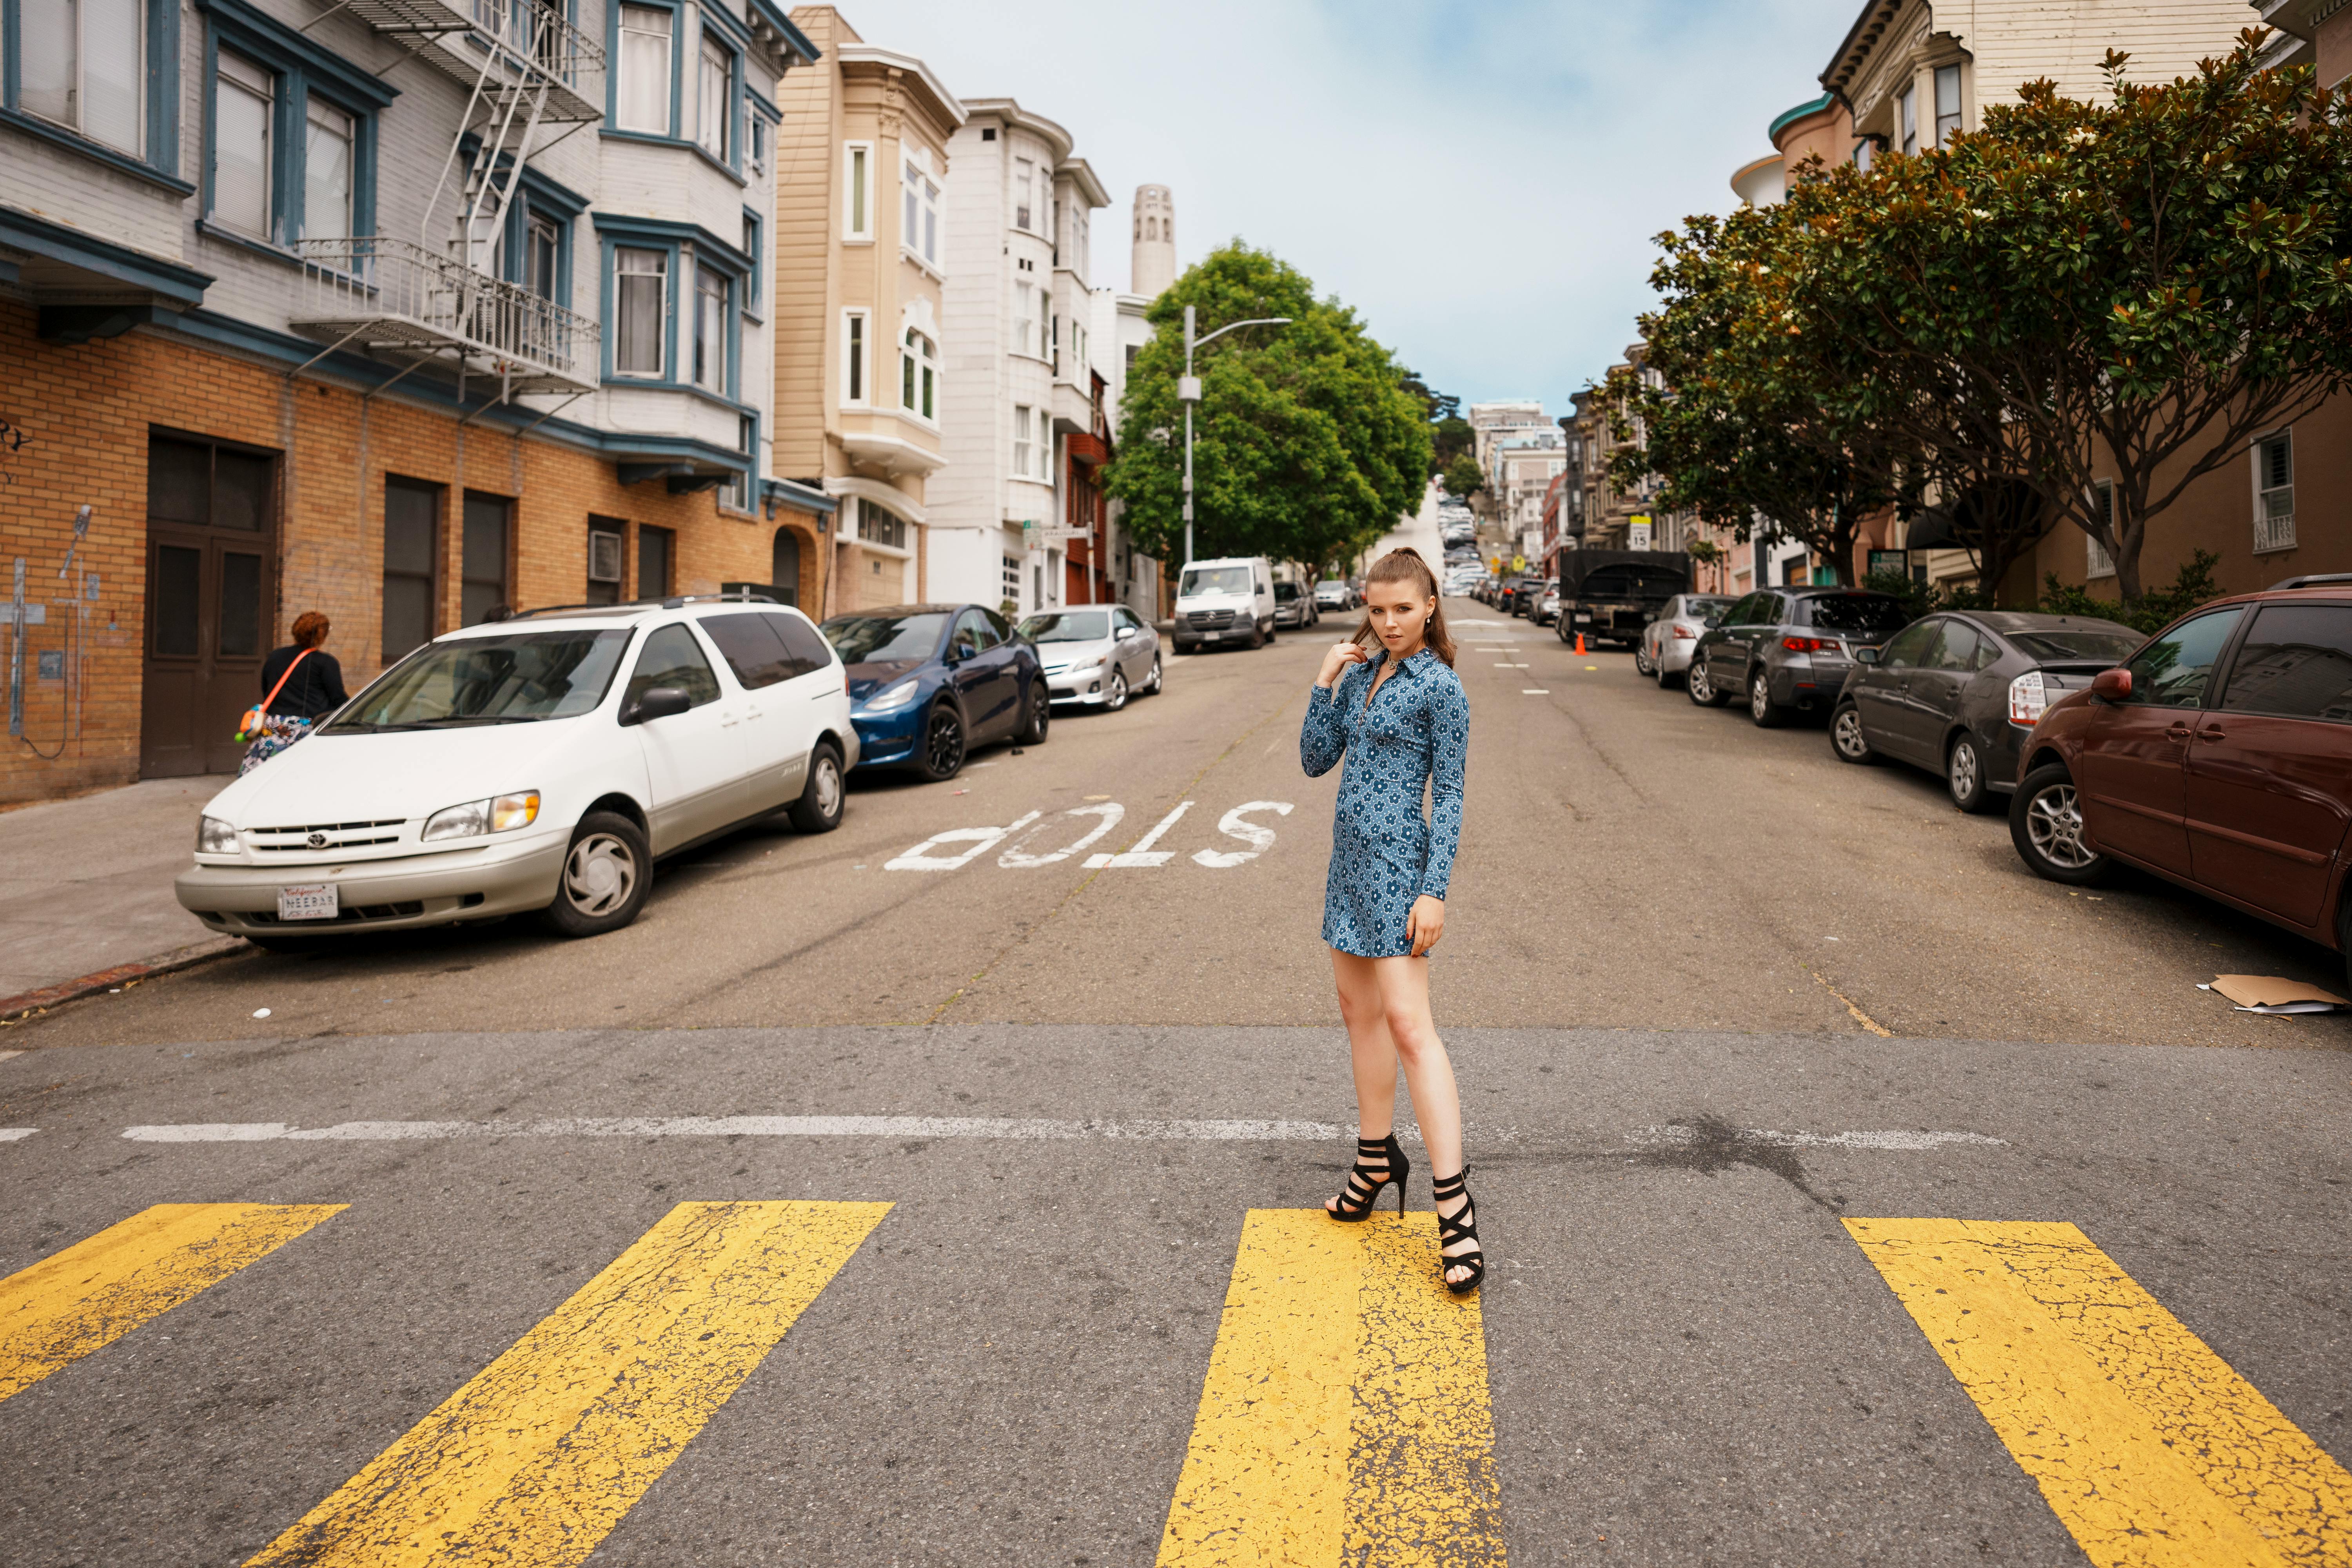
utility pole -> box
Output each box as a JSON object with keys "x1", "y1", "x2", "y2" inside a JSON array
[{"x1": 1177, "y1": 307, "x2": 1290, "y2": 570}]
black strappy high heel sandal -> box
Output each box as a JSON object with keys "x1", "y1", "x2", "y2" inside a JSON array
[
  {"x1": 1325, "y1": 1133, "x2": 1409, "y2": 1222},
  {"x1": 1432, "y1": 1167, "x2": 1485, "y2": 1294}
]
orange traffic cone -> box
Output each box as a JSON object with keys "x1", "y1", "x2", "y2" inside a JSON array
[{"x1": 1574, "y1": 632, "x2": 1588, "y2": 655}]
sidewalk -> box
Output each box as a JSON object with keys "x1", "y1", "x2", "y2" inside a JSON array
[{"x1": 0, "y1": 775, "x2": 241, "y2": 1012}]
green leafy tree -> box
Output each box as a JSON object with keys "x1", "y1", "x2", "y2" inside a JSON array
[
  {"x1": 1441, "y1": 452, "x2": 1486, "y2": 500},
  {"x1": 1107, "y1": 243, "x2": 1430, "y2": 570}
]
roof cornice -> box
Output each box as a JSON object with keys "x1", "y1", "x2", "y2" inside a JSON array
[
  {"x1": 1820, "y1": 0, "x2": 1912, "y2": 101},
  {"x1": 959, "y1": 97, "x2": 1074, "y2": 164},
  {"x1": 837, "y1": 45, "x2": 967, "y2": 129},
  {"x1": 1058, "y1": 156, "x2": 1111, "y2": 209}
]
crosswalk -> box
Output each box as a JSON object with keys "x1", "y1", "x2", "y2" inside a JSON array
[{"x1": 4, "y1": 1201, "x2": 2347, "y2": 1566}]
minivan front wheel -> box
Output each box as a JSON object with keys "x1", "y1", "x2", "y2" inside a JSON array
[
  {"x1": 787, "y1": 742, "x2": 845, "y2": 833},
  {"x1": 2009, "y1": 764, "x2": 2111, "y2": 885},
  {"x1": 543, "y1": 810, "x2": 651, "y2": 938}
]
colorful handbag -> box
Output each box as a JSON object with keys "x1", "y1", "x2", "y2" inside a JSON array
[{"x1": 237, "y1": 649, "x2": 312, "y2": 742}]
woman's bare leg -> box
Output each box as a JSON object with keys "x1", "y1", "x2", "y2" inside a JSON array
[
  {"x1": 1327, "y1": 949, "x2": 1399, "y2": 1215},
  {"x1": 1370, "y1": 955, "x2": 1476, "y2": 1286}
]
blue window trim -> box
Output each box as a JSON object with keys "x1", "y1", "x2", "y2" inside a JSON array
[
  {"x1": 605, "y1": 0, "x2": 682, "y2": 140},
  {"x1": 592, "y1": 214, "x2": 745, "y2": 401},
  {"x1": 743, "y1": 0, "x2": 819, "y2": 66},
  {"x1": 0, "y1": 0, "x2": 188, "y2": 190},
  {"x1": 599, "y1": 230, "x2": 680, "y2": 384},
  {"x1": 0, "y1": 202, "x2": 211, "y2": 302},
  {"x1": 195, "y1": 0, "x2": 392, "y2": 249},
  {"x1": 697, "y1": 22, "x2": 742, "y2": 176},
  {"x1": 739, "y1": 205, "x2": 760, "y2": 312},
  {"x1": 458, "y1": 134, "x2": 587, "y2": 307}
]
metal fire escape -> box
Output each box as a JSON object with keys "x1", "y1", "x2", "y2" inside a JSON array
[{"x1": 291, "y1": 0, "x2": 604, "y2": 399}]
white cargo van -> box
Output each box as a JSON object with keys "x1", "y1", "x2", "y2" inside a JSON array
[{"x1": 1172, "y1": 556, "x2": 1278, "y2": 652}]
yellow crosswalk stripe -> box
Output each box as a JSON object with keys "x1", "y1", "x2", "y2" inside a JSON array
[
  {"x1": 0, "y1": 1202, "x2": 345, "y2": 1403},
  {"x1": 1158, "y1": 1209, "x2": 1504, "y2": 1566},
  {"x1": 246, "y1": 1199, "x2": 889, "y2": 1568},
  {"x1": 1848, "y1": 1218, "x2": 2352, "y2": 1568}
]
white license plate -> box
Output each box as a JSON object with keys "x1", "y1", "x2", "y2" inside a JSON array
[
  {"x1": 1204, "y1": 631, "x2": 1222, "y2": 641},
  {"x1": 277, "y1": 884, "x2": 338, "y2": 922}
]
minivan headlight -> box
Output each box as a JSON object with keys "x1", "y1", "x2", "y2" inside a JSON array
[
  {"x1": 422, "y1": 790, "x2": 541, "y2": 842},
  {"x1": 860, "y1": 679, "x2": 921, "y2": 713},
  {"x1": 197, "y1": 816, "x2": 238, "y2": 854}
]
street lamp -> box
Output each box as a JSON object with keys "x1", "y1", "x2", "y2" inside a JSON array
[{"x1": 1178, "y1": 305, "x2": 1291, "y2": 567}]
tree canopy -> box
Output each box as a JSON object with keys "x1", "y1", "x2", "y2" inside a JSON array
[
  {"x1": 1622, "y1": 31, "x2": 2352, "y2": 601},
  {"x1": 1105, "y1": 243, "x2": 1431, "y2": 574}
]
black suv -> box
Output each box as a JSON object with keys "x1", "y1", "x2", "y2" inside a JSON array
[{"x1": 1688, "y1": 588, "x2": 1913, "y2": 726}]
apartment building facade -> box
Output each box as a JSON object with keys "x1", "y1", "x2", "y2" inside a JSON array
[
  {"x1": 770, "y1": 8, "x2": 960, "y2": 614},
  {"x1": 931, "y1": 98, "x2": 1110, "y2": 616},
  {"x1": 0, "y1": 0, "x2": 828, "y2": 799}
]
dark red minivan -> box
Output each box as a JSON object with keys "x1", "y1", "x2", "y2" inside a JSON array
[{"x1": 2009, "y1": 575, "x2": 2352, "y2": 988}]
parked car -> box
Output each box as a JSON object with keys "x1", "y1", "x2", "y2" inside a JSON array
[
  {"x1": 176, "y1": 597, "x2": 855, "y2": 948},
  {"x1": 1314, "y1": 578, "x2": 1356, "y2": 612},
  {"x1": 1557, "y1": 549, "x2": 1691, "y2": 648},
  {"x1": 824, "y1": 604, "x2": 1049, "y2": 779},
  {"x1": 1018, "y1": 604, "x2": 1163, "y2": 711},
  {"x1": 1636, "y1": 593, "x2": 1737, "y2": 685},
  {"x1": 1829, "y1": 611, "x2": 2141, "y2": 811},
  {"x1": 1687, "y1": 588, "x2": 1912, "y2": 725},
  {"x1": 1507, "y1": 574, "x2": 1546, "y2": 619},
  {"x1": 2007, "y1": 576, "x2": 2352, "y2": 989},
  {"x1": 1534, "y1": 581, "x2": 1562, "y2": 626},
  {"x1": 1273, "y1": 581, "x2": 1321, "y2": 630},
  {"x1": 1176, "y1": 557, "x2": 1279, "y2": 651}
]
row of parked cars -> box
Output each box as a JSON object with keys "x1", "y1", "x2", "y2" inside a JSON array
[
  {"x1": 1635, "y1": 576, "x2": 2352, "y2": 988},
  {"x1": 178, "y1": 591, "x2": 1169, "y2": 950}
]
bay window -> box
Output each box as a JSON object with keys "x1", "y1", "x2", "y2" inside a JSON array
[
  {"x1": 842, "y1": 309, "x2": 867, "y2": 403},
  {"x1": 903, "y1": 158, "x2": 939, "y2": 267},
  {"x1": 1013, "y1": 405, "x2": 1033, "y2": 478},
  {"x1": 901, "y1": 328, "x2": 936, "y2": 421},
  {"x1": 693, "y1": 263, "x2": 727, "y2": 393},
  {"x1": 1014, "y1": 157, "x2": 1033, "y2": 230},
  {"x1": 303, "y1": 98, "x2": 353, "y2": 241},
  {"x1": 1898, "y1": 81, "x2": 1918, "y2": 156},
  {"x1": 213, "y1": 52, "x2": 274, "y2": 237},
  {"x1": 844, "y1": 143, "x2": 871, "y2": 238},
  {"x1": 696, "y1": 33, "x2": 730, "y2": 160},
  {"x1": 20, "y1": 0, "x2": 144, "y2": 154},
  {"x1": 1934, "y1": 65, "x2": 1962, "y2": 149},
  {"x1": 1014, "y1": 282, "x2": 1034, "y2": 359},
  {"x1": 614, "y1": 246, "x2": 666, "y2": 376},
  {"x1": 616, "y1": 5, "x2": 671, "y2": 134}
]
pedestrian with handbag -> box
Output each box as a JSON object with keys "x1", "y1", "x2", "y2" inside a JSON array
[{"x1": 238, "y1": 611, "x2": 348, "y2": 775}]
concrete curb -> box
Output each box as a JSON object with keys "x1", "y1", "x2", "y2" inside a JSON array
[{"x1": 0, "y1": 936, "x2": 247, "y2": 1025}]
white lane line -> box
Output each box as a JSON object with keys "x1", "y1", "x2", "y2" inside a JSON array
[
  {"x1": 0, "y1": 1128, "x2": 36, "y2": 1142},
  {"x1": 0, "y1": 1049, "x2": 23, "y2": 1063},
  {"x1": 122, "y1": 1115, "x2": 1351, "y2": 1144},
  {"x1": 113, "y1": 1118, "x2": 2008, "y2": 1152},
  {"x1": 1521, "y1": 689, "x2": 1550, "y2": 695}
]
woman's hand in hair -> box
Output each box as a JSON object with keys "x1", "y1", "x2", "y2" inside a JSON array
[
  {"x1": 1406, "y1": 895, "x2": 1445, "y2": 957},
  {"x1": 1315, "y1": 639, "x2": 1370, "y2": 690}
]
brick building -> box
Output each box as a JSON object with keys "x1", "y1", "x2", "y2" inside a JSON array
[{"x1": 0, "y1": 0, "x2": 833, "y2": 801}]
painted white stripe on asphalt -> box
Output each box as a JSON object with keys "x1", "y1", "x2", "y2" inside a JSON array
[
  {"x1": 1632, "y1": 1125, "x2": 2007, "y2": 1152},
  {"x1": 1521, "y1": 689, "x2": 1550, "y2": 695},
  {"x1": 0, "y1": 1049, "x2": 24, "y2": 1063},
  {"x1": 122, "y1": 1115, "x2": 1353, "y2": 1144},
  {"x1": 0, "y1": 1128, "x2": 36, "y2": 1142}
]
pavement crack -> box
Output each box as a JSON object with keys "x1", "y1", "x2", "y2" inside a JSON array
[{"x1": 1805, "y1": 966, "x2": 1893, "y2": 1038}]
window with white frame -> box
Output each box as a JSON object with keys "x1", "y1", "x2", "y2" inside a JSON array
[
  {"x1": 303, "y1": 98, "x2": 354, "y2": 242},
  {"x1": 616, "y1": 5, "x2": 671, "y2": 134},
  {"x1": 740, "y1": 211, "x2": 759, "y2": 307},
  {"x1": 2087, "y1": 480, "x2": 2117, "y2": 578},
  {"x1": 692, "y1": 263, "x2": 727, "y2": 392},
  {"x1": 1003, "y1": 554, "x2": 1022, "y2": 608},
  {"x1": 695, "y1": 34, "x2": 730, "y2": 160},
  {"x1": 843, "y1": 143, "x2": 871, "y2": 239},
  {"x1": 903, "y1": 159, "x2": 939, "y2": 267},
  {"x1": 902, "y1": 327, "x2": 937, "y2": 420},
  {"x1": 1898, "y1": 81, "x2": 1918, "y2": 156},
  {"x1": 20, "y1": 0, "x2": 144, "y2": 154},
  {"x1": 1853, "y1": 138, "x2": 1873, "y2": 172},
  {"x1": 1014, "y1": 156, "x2": 1034, "y2": 230},
  {"x1": 213, "y1": 52, "x2": 275, "y2": 238},
  {"x1": 1934, "y1": 65, "x2": 1962, "y2": 148},
  {"x1": 1014, "y1": 282, "x2": 1035, "y2": 359},
  {"x1": 526, "y1": 213, "x2": 561, "y2": 300},
  {"x1": 861, "y1": 503, "x2": 907, "y2": 551},
  {"x1": 2255, "y1": 431, "x2": 2295, "y2": 552},
  {"x1": 613, "y1": 246, "x2": 667, "y2": 376},
  {"x1": 1013, "y1": 405, "x2": 1033, "y2": 478},
  {"x1": 841, "y1": 309, "x2": 867, "y2": 403}
]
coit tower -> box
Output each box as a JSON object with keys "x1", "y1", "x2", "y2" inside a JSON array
[{"x1": 1132, "y1": 184, "x2": 1175, "y2": 298}]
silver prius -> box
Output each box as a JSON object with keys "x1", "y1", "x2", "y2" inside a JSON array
[
  {"x1": 1018, "y1": 605, "x2": 1163, "y2": 711},
  {"x1": 1638, "y1": 593, "x2": 1737, "y2": 686}
]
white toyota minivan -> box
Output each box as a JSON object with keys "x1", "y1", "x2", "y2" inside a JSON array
[
  {"x1": 1172, "y1": 556, "x2": 1277, "y2": 653},
  {"x1": 176, "y1": 596, "x2": 856, "y2": 948}
]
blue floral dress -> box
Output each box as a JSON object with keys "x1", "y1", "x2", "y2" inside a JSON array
[{"x1": 1301, "y1": 647, "x2": 1470, "y2": 957}]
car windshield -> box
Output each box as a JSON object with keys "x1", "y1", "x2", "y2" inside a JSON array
[
  {"x1": 1683, "y1": 597, "x2": 1734, "y2": 618},
  {"x1": 1018, "y1": 610, "x2": 1110, "y2": 643},
  {"x1": 1318, "y1": 580, "x2": 1347, "y2": 592},
  {"x1": 1580, "y1": 565, "x2": 1687, "y2": 598},
  {"x1": 821, "y1": 613, "x2": 948, "y2": 663},
  {"x1": 1183, "y1": 566, "x2": 1252, "y2": 596},
  {"x1": 324, "y1": 629, "x2": 632, "y2": 732},
  {"x1": 1805, "y1": 595, "x2": 1911, "y2": 632},
  {"x1": 2007, "y1": 628, "x2": 2142, "y2": 662},
  {"x1": 1274, "y1": 583, "x2": 1301, "y2": 601}
]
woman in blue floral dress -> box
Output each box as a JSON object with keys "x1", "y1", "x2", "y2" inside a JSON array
[{"x1": 1300, "y1": 547, "x2": 1484, "y2": 1293}]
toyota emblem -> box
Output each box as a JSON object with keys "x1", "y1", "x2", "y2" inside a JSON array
[{"x1": 306, "y1": 831, "x2": 328, "y2": 849}]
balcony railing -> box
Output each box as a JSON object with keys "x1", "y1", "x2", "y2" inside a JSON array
[
  {"x1": 330, "y1": 0, "x2": 604, "y2": 122},
  {"x1": 290, "y1": 236, "x2": 600, "y2": 396}
]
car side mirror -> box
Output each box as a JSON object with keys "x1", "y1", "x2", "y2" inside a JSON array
[
  {"x1": 1702, "y1": 615, "x2": 1723, "y2": 629},
  {"x1": 2092, "y1": 667, "x2": 2132, "y2": 702},
  {"x1": 1855, "y1": 646, "x2": 1882, "y2": 665},
  {"x1": 623, "y1": 686, "x2": 690, "y2": 726}
]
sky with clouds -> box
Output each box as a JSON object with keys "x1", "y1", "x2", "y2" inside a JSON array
[{"x1": 845, "y1": 0, "x2": 1854, "y2": 416}]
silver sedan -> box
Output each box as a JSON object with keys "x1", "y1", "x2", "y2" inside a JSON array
[
  {"x1": 1637, "y1": 593, "x2": 1737, "y2": 686},
  {"x1": 1018, "y1": 605, "x2": 1164, "y2": 712}
]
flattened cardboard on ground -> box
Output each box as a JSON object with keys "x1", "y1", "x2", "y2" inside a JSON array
[{"x1": 2207, "y1": 975, "x2": 2350, "y2": 1011}]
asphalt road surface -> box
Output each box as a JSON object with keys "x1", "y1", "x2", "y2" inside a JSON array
[{"x1": 4, "y1": 605, "x2": 2349, "y2": 1566}]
